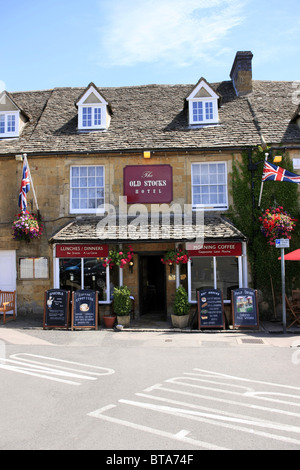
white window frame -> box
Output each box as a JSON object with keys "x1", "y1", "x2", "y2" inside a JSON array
[
  {"x1": 187, "y1": 256, "x2": 243, "y2": 305},
  {"x1": 186, "y1": 78, "x2": 219, "y2": 126},
  {"x1": 78, "y1": 104, "x2": 105, "y2": 130},
  {"x1": 191, "y1": 162, "x2": 228, "y2": 211},
  {"x1": 76, "y1": 85, "x2": 108, "y2": 131},
  {"x1": 70, "y1": 165, "x2": 105, "y2": 214},
  {"x1": 53, "y1": 254, "x2": 111, "y2": 305},
  {"x1": 0, "y1": 111, "x2": 19, "y2": 138},
  {"x1": 189, "y1": 98, "x2": 218, "y2": 125}
]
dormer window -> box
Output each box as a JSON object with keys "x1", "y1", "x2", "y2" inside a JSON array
[
  {"x1": 76, "y1": 83, "x2": 112, "y2": 132},
  {"x1": 0, "y1": 92, "x2": 21, "y2": 138},
  {"x1": 81, "y1": 106, "x2": 102, "y2": 129},
  {"x1": 186, "y1": 78, "x2": 220, "y2": 126}
]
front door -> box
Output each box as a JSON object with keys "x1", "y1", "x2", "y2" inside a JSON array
[{"x1": 139, "y1": 254, "x2": 166, "y2": 316}]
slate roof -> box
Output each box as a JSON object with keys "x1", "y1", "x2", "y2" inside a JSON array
[
  {"x1": 50, "y1": 214, "x2": 247, "y2": 244},
  {"x1": 0, "y1": 80, "x2": 299, "y2": 157}
]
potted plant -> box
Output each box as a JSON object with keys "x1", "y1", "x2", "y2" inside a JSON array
[
  {"x1": 171, "y1": 285, "x2": 190, "y2": 328},
  {"x1": 113, "y1": 285, "x2": 132, "y2": 327}
]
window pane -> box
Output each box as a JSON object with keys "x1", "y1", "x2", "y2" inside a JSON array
[
  {"x1": 72, "y1": 198, "x2": 79, "y2": 209},
  {"x1": 79, "y1": 199, "x2": 88, "y2": 209},
  {"x1": 205, "y1": 102, "x2": 213, "y2": 119},
  {"x1": 72, "y1": 166, "x2": 79, "y2": 177},
  {"x1": 0, "y1": 115, "x2": 5, "y2": 133},
  {"x1": 94, "y1": 108, "x2": 101, "y2": 126},
  {"x1": 80, "y1": 177, "x2": 88, "y2": 187},
  {"x1": 80, "y1": 167, "x2": 87, "y2": 176},
  {"x1": 88, "y1": 176, "x2": 96, "y2": 187},
  {"x1": 192, "y1": 162, "x2": 227, "y2": 208},
  {"x1": 82, "y1": 107, "x2": 92, "y2": 127},
  {"x1": 96, "y1": 176, "x2": 104, "y2": 187},
  {"x1": 193, "y1": 102, "x2": 203, "y2": 121},
  {"x1": 59, "y1": 259, "x2": 82, "y2": 290},
  {"x1": 83, "y1": 259, "x2": 108, "y2": 300},
  {"x1": 191, "y1": 257, "x2": 214, "y2": 301},
  {"x1": 71, "y1": 166, "x2": 104, "y2": 212},
  {"x1": 216, "y1": 257, "x2": 239, "y2": 300},
  {"x1": 72, "y1": 188, "x2": 79, "y2": 199},
  {"x1": 7, "y1": 115, "x2": 15, "y2": 132},
  {"x1": 89, "y1": 188, "x2": 96, "y2": 199},
  {"x1": 80, "y1": 188, "x2": 88, "y2": 199}
]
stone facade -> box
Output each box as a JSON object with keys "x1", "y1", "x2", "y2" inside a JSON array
[{"x1": 0, "y1": 50, "x2": 299, "y2": 322}]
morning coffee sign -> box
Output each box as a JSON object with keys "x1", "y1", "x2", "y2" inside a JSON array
[{"x1": 124, "y1": 165, "x2": 173, "y2": 203}]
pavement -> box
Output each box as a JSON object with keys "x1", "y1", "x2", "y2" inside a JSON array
[{"x1": 1, "y1": 313, "x2": 300, "y2": 336}]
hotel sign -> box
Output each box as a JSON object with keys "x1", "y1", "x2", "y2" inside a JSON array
[{"x1": 124, "y1": 165, "x2": 173, "y2": 203}]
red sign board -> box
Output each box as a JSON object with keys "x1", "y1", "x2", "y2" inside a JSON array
[
  {"x1": 124, "y1": 165, "x2": 173, "y2": 203},
  {"x1": 187, "y1": 242, "x2": 242, "y2": 257},
  {"x1": 56, "y1": 244, "x2": 109, "y2": 258}
]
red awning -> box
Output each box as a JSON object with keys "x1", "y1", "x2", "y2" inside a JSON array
[{"x1": 278, "y1": 248, "x2": 300, "y2": 260}]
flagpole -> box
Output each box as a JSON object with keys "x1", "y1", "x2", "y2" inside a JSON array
[
  {"x1": 23, "y1": 153, "x2": 40, "y2": 215},
  {"x1": 258, "y1": 153, "x2": 269, "y2": 207}
]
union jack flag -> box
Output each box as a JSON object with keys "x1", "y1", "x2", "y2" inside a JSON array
[
  {"x1": 262, "y1": 161, "x2": 300, "y2": 184},
  {"x1": 18, "y1": 160, "x2": 30, "y2": 211}
]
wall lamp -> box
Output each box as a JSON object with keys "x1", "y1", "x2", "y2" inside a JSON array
[
  {"x1": 15, "y1": 154, "x2": 24, "y2": 162},
  {"x1": 143, "y1": 151, "x2": 151, "y2": 159},
  {"x1": 129, "y1": 258, "x2": 134, "y2": 273}
]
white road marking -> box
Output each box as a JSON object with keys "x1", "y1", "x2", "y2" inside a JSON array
[
  {"x1": 119, "y1": 399, "x2": 300, "y2": 447},
  {"x1": 147, "y1": 383, "x2": 300, "y2": 419},
  {"x1": 88, "y1": 367, "x2": 300, "y2": 449},
  {"x1": 136, "y1": 392, "x2": 300, "y2": 434},
  {"x1": 0, "y1": 353, "x2": 115, "y2": 385},
  {"x1": 88, "y1": 405, "x2": 228, "y2": 450}
]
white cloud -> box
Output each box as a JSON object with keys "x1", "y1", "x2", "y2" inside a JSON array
[{"x1": 99, "y1": 0, "x2": 246, "y2": 67}]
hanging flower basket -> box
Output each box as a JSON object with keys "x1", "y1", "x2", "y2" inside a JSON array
[
  {"x1": 103, "y1": 246, "x2": 134, "y2": 269},
  {"x1": 259, "y1": 206, "x2": 297, "y2": 246},
  {"x1": 161, "y1": 248, "x2": 190, "y2": 266},
  {"x1": 12, "y1": 211, "x2": 44, "y2": 242}
]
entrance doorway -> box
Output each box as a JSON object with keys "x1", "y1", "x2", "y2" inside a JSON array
[{"x1": 139, "y1": 254, "x2": 166, "y2": 317}]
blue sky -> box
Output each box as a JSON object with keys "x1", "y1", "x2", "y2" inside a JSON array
[{"x1": 1, "y1": 0, "x2": 299, "y2": 92}]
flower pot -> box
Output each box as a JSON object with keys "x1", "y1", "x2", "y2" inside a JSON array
[
  {"x1": 171, "y1": 314, "x2": 189, "y2": 328},
  {"x1": 103, "y1": 315, "x2": 116, "y2": 328},
  {"x1": 117, "y1": 315, "x2": 130, "y2": 327}
]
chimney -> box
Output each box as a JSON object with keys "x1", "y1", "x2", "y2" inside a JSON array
[{"x1": 230, "y1": 51, "x2": 253, "y2": 96}]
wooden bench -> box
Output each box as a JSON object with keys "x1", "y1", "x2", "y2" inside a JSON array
[{"x1": 0, "y1": 291, "x2": 16, "y2": 324}]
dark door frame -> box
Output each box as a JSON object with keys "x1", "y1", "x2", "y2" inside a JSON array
[{"x1": 138, "y1": 252, "x2": 167, "y2": 317}]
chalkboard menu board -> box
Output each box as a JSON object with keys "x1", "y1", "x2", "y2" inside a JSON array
[
  {"x1": 197, "y1": 289, "x2": 225, "y2": 329},
  {"x1": 43, "y1": 289, "x2": 70, "y2": 329},
  {"x1": 71, "y1": 290, "x2": 98, "y2": 330},
  {"x1": 231, "y1": 288, "x2": 259, "y2": 328}
]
